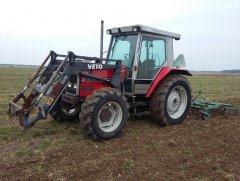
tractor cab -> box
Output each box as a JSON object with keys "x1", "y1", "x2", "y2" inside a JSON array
[{"x1": 106, "y1": 25, "x2": 181, "y2": 94}]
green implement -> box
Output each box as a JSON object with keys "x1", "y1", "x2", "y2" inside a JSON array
[{"x1": 191, "y1": 92, "x2": 240, "y2": 120}]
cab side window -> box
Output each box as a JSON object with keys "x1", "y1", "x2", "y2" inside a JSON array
[{"x1": 137, "y1": 36, "x2": 166, "y2": 79}]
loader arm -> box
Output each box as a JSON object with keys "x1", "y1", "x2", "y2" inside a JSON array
[
  {"x1": 8, "y1": 51, "x2": 122, "y2": 129},
  {"x1": 9, "y1": 52, "x2": 71, "y2": 128}
]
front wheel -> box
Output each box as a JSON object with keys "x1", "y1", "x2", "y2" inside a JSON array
[
  {"x1": 50, "y1": 98, "x2": 80, "y2": 122},
  {"x1": 150, "y1": 75, "x2": 191, "y2": 126},
  {"x1": 80, "y1": 88, "x2": 128, "y2": 141}
]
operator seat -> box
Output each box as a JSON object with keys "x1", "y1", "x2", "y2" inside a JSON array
[{"x1": 137, "y1": 59, "x2": 155, "y2": 79}]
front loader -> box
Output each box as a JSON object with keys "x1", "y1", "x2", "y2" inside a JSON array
[{"x1": 9, "y1": 22, "x2": 192, "y2": 140}]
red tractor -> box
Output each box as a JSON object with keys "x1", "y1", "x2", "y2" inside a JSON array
[{"x1": 9, "y1": 22, "x2": 191, "y2": 140}]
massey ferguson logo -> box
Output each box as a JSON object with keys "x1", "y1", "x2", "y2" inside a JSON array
[{"x1": 87, "y1": 64, "x2": 103, "y2": 70}]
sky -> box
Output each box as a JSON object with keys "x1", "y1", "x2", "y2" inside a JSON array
[{"x1": 0, "y1": 0, "x2": 239, "y2": 71}]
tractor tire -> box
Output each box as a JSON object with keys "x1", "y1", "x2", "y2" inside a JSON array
[
  {"x1": 150, "y1": 75, "x2": 191, "y2": 126},
  {"x1": 50, "y1": 98, "x2": 80, "y2": 122},
  {"x1": 80, "y1": 87, "x2": 128, "y2": 141}
]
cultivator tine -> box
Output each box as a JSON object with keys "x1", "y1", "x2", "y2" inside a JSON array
[{"x1": 191, "y1": 92, "x2": 240, "y2": 119}]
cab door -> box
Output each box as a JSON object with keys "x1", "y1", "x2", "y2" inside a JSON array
[
  {"x1": 107, "y1": 34, "x2": 138, "y2": 94},
  {"x1": 135, "y1": 35, "x2": 167, "y2": 94}
]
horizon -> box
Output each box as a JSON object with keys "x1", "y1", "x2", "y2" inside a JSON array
[{"x1": 1, "y1": 63, "x2": 240, "y2": 72}]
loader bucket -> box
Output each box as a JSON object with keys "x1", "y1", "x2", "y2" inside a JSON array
[{"x1": 8, "y1": 101, "x2": 35, "y2": 129}]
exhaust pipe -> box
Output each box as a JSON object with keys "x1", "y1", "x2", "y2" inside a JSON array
[{"x1": 100, "y1": 20, "x2": 104, "y2": 60}]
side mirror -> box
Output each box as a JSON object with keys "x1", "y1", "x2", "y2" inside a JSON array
[{"x1": 174, "y1": 54, "x2": 186, "y2": 68}]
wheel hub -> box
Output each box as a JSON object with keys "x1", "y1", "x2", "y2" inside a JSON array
[
  {"x1": 167, "y1": 91, "x2": 181, "y2": 113},
  {"x1": 98, "y1": 102, "x2": 122, "y2": 132},
  {"x1": 60, "y1": 102, "x2": 77, "y2": 116},
  {"x1": 167, "y1": 86, "x2": 188, "y2": 119},
  {"x1": 99, "y1": 103, "x2": 116, "y2": 127}
]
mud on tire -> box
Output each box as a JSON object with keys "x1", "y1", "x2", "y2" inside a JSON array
[
  {"x1": 150, "y1": 75, "x2": 191, "y2": 126},
  {"x1": 80, "y1": 87, "x2": 128, "y2": 141}
]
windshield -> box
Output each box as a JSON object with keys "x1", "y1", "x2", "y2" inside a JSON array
[{"x1": 107, "y1": 35, "x2": 138, "y2": 68}]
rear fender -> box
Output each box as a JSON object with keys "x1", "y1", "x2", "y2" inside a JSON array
[{"x1": 146, "y1": 67, "x2": 192, "y2": 97}]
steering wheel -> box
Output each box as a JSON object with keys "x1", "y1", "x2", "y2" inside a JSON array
[{"x1": 124, "y1": 54, "x2": 129, "y2": 60}]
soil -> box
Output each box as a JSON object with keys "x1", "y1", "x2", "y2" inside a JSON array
[{"x1": 0, "y1": 110, "x2": 239, "y2": 181}]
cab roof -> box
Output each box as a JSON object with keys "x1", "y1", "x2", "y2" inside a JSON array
[{"x1": 107, "y1": 24, "x2": 180, "y2": 40}]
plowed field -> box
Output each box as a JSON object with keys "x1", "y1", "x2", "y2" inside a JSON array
[{"x1": 0, "y1": 67, "x2": 239, "y2": 180}]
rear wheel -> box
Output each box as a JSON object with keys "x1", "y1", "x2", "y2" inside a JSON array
[
  {"x1": 80, "y1": 88, "x2": 128, "y2": 141},
  {"x1": 50, "y1": 98, "x2": 80, "y2": 122},
  {"x1": 150, "y1": 75, "x2": 191, "y2": 126}
]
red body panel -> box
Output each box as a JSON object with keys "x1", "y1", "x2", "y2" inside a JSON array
[
  {"x1": 146, "y1": 67, "x2": 190, "y2": 98},
  {"x1": 80, "y1": 66, "x2": 126, "y2": 97}
]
